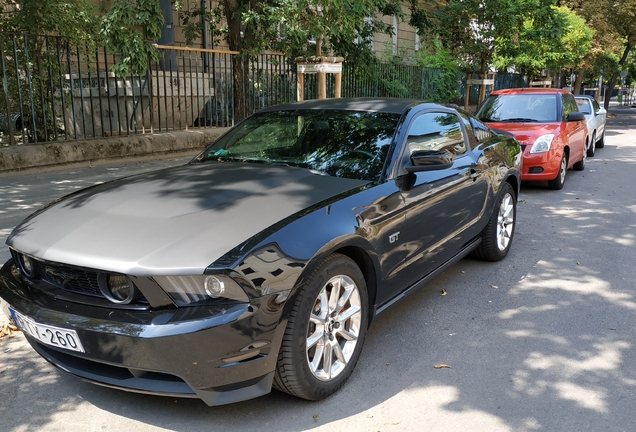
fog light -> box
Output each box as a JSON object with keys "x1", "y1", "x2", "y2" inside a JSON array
[
  {"x1": 205, "y1": 276, "x2": 225, "y2": 298},
  {"x1": 99, "y1": 273, "x2": 134, "y2": 304}
]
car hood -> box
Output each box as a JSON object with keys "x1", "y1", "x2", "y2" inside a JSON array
[
  {"x1": 487, "y1": 122, "x2": 560, "y2": 146},
  {"x1": 7, "y1": 162, "x2": 368, "y2": 275}
]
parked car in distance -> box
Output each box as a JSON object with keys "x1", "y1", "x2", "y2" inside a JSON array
[
  {"x1": 575, "y1": 95, "x2": 607, "y2": 157},
  {"x1": 0, "y1": 98, "x2": 521, "y2": 406},
  {"x1": 476, "y1": 88, "x2": 588, "y2": 190}
]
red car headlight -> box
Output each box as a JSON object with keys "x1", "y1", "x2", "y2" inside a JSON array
[{"x1": 529, "y1": 134, "x2": 555, "y2": 154}]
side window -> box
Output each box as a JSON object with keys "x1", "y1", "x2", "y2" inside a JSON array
[
  {"x1": 457, "y1": 110, "x2": 493, "y2": 148},
  {"x1": 406, "y1": 112, "x2": 467, "y2": 156},
  {"x1": 592, "y1": 99, "x2": 601, "y2": 113},
  {"x1": 562, "y1": 94, "x2": 578, "y2": 119}
]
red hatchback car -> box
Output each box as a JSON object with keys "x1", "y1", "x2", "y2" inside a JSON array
[{"x1": 476, "y1": 88, "x2": 588, "y2": 190}]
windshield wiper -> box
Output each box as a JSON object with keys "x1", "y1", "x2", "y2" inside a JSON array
[{"x1": 501, "y1": 118, "x2": 539, "y2": 123}]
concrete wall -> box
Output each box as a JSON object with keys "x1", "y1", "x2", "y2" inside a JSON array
[{"x1": 0, "y1": 128, "x2": 230, "y2": 173}]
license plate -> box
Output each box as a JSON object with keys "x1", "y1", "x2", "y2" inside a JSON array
[{"x1": 10, "y1": 308, "x2": 85, "y2": 353}]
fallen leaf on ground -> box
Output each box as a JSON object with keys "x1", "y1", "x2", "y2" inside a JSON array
[
  {"x1": 0, "y1": 323, "x2": 19, "y2": 338},
  {"x1": 489, "y1": 283, "x2": 498, "y2": 289},
  {"x1": 440, "y1": 289, "x2": 447, "y2": 296},
  {"x1": 434, "y1": 364, "x2": 452, "y2": 369}
]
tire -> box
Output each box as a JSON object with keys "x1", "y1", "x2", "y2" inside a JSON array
[
  {"x1": 273, "y1": 254, "x2": 368, "y2": 400},
  {"x1": 548, "y1": 155, "x2": 567, "y2": 190},
  {"x1": 473, "y1": 182, "x2": 516, "y2": 261},
  {"x1": 587, "y1": 133, "x2": 596, "y2": 157},
  {"x1": 596, "y1": 131, "x2": 605, "y2": 148},
  {"x1": 573, "y1": 145, "x2": 586, "y2": 171}
]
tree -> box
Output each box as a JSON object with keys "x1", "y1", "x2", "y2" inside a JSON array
[
  {"x1": 561, "y1": 0, "x2": 622, "y2": 94},
  {"x1": 244, "y1": 0, "x2": 402, "y2": 58},
  {"x1": 0, "y1": 0, "x2": 100, "y2": 143},
  {"x1": 564, "y1": 0, "x2": 636, "y2": 108},
  {"x1": 409, "y1": 0, "x2": 558, "y2": 74},
  {"x1": 0, "y1": 0, "x2": 99, "y2": 43},
  {"x1": 179, "y1": 0, "x2": 403, "y2": 121},
  {"x1": 493, "y1": 6, "x2": 593, "y2": 79}
]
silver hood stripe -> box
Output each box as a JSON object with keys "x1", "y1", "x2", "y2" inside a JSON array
[{"x1": 8, "y1": 163, "x2": 367, "y2": 275}]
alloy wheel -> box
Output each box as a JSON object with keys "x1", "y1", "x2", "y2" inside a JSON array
[
  {"x1": 306, "y1": 275, "x2": 362, "y2": 381},
  {"x1": 496, "y1": 192, "x2": 515, "y2": 251}
]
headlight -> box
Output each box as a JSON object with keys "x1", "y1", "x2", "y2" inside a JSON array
[
  {"x1": 154, "y1": 275, "x2": 249, "y2": 306},
  {"x1": 529, "y1": 134, "x2": 555, "y2": 153}
]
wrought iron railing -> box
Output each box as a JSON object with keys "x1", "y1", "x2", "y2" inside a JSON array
[{"x1": 1, "y1": 33, "x2": 530, "y2": 147}]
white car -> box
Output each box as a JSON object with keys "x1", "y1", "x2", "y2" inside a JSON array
[{"x1": 575, "y1": 95, "x2": 607, "y2": 157}]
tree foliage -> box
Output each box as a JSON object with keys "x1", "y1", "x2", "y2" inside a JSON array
[
  {"x1": 100, "y1": 0, "x2": 164, "y2": 76},
  {"x1": 0, "y1": 0, "x2": 100, "y2": 45},
  {"x1": 409, "y1": 0, "x2": 560, "y2": 73},
  {"x1": 493, "y1": 6, "x2": 593, "y2": 77},
  {"x1": 413, "y1": 40, "x2": 461, "y2": 103},
  {"x1": 244, "y1": 0, "x2": 402, "y2": 58}
]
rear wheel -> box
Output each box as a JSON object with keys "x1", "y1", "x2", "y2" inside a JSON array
[
  {"x1": 548, "y1": 155, "x2": 567, "y2": 190},
  {"x1": 587, "y1": 133, "x2": 596, "y2": 157},
  {"x1": 596, "y1": 131, "x2": 605, "y2": 148},
  {"x1": 273, "y1": 254, "x2": 368, "y2": 400},
  {"x1": 473, "y1": 183, "x2": 516, "y2": 261}
]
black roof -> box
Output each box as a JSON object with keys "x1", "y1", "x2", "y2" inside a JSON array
[{"x1": 258, "y1": 97, "x2": 439, "y2": 115}]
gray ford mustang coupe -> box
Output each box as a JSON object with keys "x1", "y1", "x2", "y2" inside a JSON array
[{"x1": 0, "y1": 98, "x2": 521, "y2": 406}]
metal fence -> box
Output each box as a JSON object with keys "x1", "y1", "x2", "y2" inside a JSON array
[
  {"x1": 0, "y1": 33, "x2": 296, "y2": 145},
  {"x1": 1, "y1": 32, "x2": 529, "y2": 147}
]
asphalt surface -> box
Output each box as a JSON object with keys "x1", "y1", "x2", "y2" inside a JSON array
[{"x1": 1, "y1": 106, "x2": 636, "y2": 431}]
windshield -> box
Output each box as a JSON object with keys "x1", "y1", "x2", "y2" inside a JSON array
[
  {"x1": 477, "y1": 94, "x2": 558, "y2": 123},
  {"x1": 192, "y1": 109, "x2": 400, "y2": 181}
]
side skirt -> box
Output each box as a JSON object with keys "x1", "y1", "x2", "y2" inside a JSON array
[{"x1": 371, "y1": 237, "x2": 482, "y2": 324}]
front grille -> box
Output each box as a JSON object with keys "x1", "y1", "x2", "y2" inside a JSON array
[
  {"x1": 33, "y1": 260, "x2": 103, "y2": 298},
  {"x1": 10, "y1": 249, "x2": 149, "y2": 308}
]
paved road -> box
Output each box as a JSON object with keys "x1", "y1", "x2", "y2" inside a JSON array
[{"x1": 1, "y1": 109, "x2": 636, "y2": 431}]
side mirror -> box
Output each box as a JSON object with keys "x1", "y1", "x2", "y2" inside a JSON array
[
  {"x1": 566, "y1": 112, "x2": 585, "y2": 122},
  {"x1": 405, "y1": 150, "x2": 453, "y2": 173}
]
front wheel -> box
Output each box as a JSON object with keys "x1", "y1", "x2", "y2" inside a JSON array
[
  {"x1": 573, "y1": 145, "x2": 586, "y2": 171},
  {"x1": 273, "y1": 254, "x2": 368, "y2": 400},
  {"x1": 548, "y1": 155, "x2": 567, "y2": 190},
  {"x1": 473, "y1": 182, "x2": 516, "y2": 261}
]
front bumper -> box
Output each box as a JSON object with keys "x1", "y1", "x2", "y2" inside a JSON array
[
  {"x1": 0, "y1": 259, "x2": 287, "y2": 406},
  {"x1": 520, "y1": 148, "x2": 563, "y2": 182}
]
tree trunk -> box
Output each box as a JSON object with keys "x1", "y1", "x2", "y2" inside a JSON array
[
  {"x1": 316, "y1": 34, "x2": 323, "y2": 56},
  {"x1": 604, "y1": 43, "x2": 632, "y2": 110},
  {"x1": 223, "y1": 0, "x2": 250, "y2": 123},
  {"x1": 574, "y1": 68, "x2": 585, "y2": 95}
]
